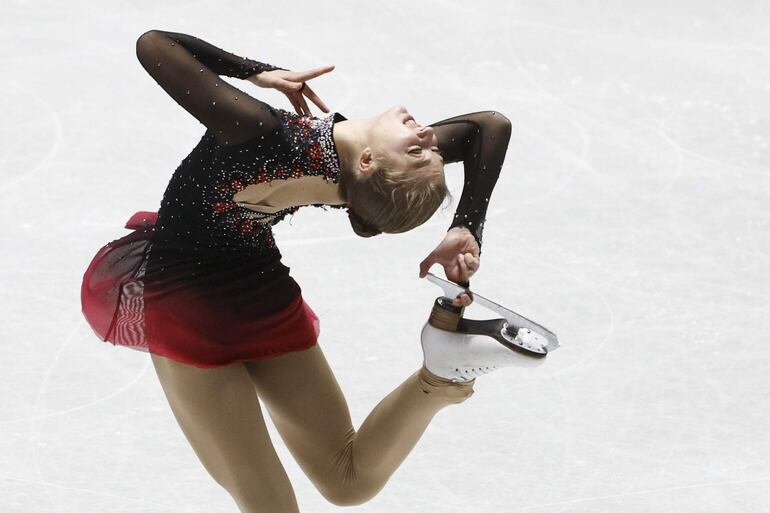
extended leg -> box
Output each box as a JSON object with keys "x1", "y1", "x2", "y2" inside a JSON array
[
  {"x1": 243, "y1": 343, "x2": 474, "y2": 507},
  {"x1": 151, "y1": 353, "x2": 299, "y2": 513}
]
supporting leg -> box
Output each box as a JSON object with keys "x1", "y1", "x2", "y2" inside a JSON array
[{"x1": 151, "y1": 353, "x2": 300, "y2": 513}]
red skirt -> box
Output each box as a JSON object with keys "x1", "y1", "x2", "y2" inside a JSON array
[{"x1": 81, "y1": 211, "x2": 320, "y2": 368}]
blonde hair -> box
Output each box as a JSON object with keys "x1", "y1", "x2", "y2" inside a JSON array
[{"x1": 338, "y1": 157, "x2": 453, "y2": 238}]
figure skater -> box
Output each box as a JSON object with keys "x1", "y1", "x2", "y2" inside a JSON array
[{"x1": 81, "y1": 29, "x2": 514, "y2": 512}]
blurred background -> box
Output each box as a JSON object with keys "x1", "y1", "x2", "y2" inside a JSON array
[{"x1": 1, "y1": 0, "x2": 768, "y2": 511}]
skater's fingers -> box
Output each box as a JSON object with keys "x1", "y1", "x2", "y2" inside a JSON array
[
  {"x1": 292, "y1": 64, "x2": 335, "y2": 82},
  {"x1": 418, "y1": 255, "x2": 435, "y2": 278},
  {"x1": 463, "y1": 253, "x2": 476, "y2": 273},
  {"x1": 284, "y1": 92, "x2": 303, "y2": 115},
  {"x1": 452, "y1": 293, "x2": 471, "y2": 307},
  {"x1": 301, "y1": 83, "x2": 330, "y2": 113},
  {"x1": 463, "y1": 253, "x2": 479, "y2": 271},
  {"x1": 297, "y1": 93, "x2": 312, "y2": 117},
  {"x1": 458, "y1": 253, "x2": 472, "y2": 280}
]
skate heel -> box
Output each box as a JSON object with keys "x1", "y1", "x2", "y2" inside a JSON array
[{"x1": 427, "y1": 297, "x2": 463, "y2": 332}]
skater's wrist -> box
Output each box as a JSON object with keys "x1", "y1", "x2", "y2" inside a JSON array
[{"x1": 447, "y1": 225, "x2": 472, "y2": 235}]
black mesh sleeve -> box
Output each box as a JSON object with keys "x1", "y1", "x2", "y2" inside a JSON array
[
  {"x1": 135, "y1": 29, "x2": 284, "y2": 146},
  {"x1": 429, "y1": 111, "x2": 512, "y2": 255}
]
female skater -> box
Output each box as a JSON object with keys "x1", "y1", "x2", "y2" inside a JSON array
[{"x1": 81, "y1": 29, "x2": 512, "y2": 512}]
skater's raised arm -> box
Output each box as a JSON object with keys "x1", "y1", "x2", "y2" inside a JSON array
[
  {"x1": 135, "y1": 29, "x2": 284, "y2": 146},
  {"x1": 429, "y1": 111, "x2": 512, "y2": 255}
]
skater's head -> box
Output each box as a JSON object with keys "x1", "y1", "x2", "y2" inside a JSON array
[{"x1": 336, "y1": 105, "x2": 452, "y2": 238}]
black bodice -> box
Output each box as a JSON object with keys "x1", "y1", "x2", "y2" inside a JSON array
[{"x1": 135, "y1": 29, "x2": 512, "y2": 256}]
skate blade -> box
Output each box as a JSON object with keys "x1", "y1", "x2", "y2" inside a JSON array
[{"x1": 425, "y1": 272, "x2": 560, "y2": 353}]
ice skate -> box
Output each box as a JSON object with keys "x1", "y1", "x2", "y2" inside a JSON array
[{"x1": 421, "y1": 272, "x2": 560, "y2": 382}]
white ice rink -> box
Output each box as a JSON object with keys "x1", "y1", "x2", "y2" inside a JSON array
[{"x1": 2, "y1": 1, "x2": 769, "y2": 511}]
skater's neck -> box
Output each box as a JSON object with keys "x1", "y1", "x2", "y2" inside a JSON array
[{"x1": 333, "y1": 118, "x2": 373, "y2": 184}]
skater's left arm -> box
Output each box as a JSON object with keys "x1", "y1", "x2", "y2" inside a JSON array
[
  {"x1": 417, "y1": 112, "x2": 510, "y2": 306},
  {"x1": 428, "y1": 111, "x2": 512, "y2": 255}
]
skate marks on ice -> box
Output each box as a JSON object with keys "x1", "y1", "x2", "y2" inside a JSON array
[
  {"x1": 0, "y1": 270, "x2": 156, "y2": 508},
  {"x1": 500, "y1": 4, "x2": 770, "y2": 200},
  {"x1": 519, "y1": 475, "x2": 770, "y2": 512},
  {"x1": 19, "y1": 323, "x2": 158, "y2": 510},
  {"x1": 0, "y1": 271, "x2": 154, "y2": 425},
  {"x1": 9, "y1": 317, "x2": 169, "y2": 513},
  {"x1": 501, "y1": 43, "x2": 687, "y2": 203},
  {"x1": 489, "y1": 6, "x2": 770, "y2": 512},
  {"x1": 24, "y1": 316, "x2": 153, "y2": 476},
  {"x1": 0, "y1": 84, "x2": 63, "y2": 196},
  {"x1": 2, "y1": 327, "x2": 154, "y2": 425},
  {"x1": 0, "y1": 473, "x2": 176, "y2": 512}
]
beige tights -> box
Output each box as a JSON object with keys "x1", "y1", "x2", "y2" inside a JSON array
[{"x1": 151, "y1": 342, "x2": 474, "y2": 512}]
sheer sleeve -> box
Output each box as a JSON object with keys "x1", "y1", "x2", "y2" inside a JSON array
[
  {"x1": 135, "y1": 29, "x2": 284, "y2": 146},
  {"x1": 429, "y1": 111, "x2": 512, "y2": 256}
]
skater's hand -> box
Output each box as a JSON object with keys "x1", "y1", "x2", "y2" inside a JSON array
[
  {"x1": 419, "y1": 227, "x2": 480, "y2": 307},
  {"x1": 248, "y1": 65, "x2": 334, "y2": 117}
]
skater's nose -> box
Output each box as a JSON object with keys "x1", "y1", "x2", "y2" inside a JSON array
[{"x1": 417, "y1": 125, "x2": 434, "y2": 140}]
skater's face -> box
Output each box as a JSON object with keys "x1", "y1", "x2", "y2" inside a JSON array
[{"x1": 368, "y1": 105, "x2": 444, "y2": 175}]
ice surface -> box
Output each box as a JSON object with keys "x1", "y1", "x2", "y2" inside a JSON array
[{"x1": 1, "y1": 0, "x2": 768, "y2": 511}]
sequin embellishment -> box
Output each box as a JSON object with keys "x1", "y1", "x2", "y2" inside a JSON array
[{"x1": 155, "y1": 109, "x2": 346, "y2": 254}]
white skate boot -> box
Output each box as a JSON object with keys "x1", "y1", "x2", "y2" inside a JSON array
[{"x1": 420, "y1": 273, "x2": 560, "y2": 383}]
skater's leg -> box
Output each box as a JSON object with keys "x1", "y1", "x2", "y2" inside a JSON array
[
  {"x1": 243, "y1": 343, "x2": 474, "y2": 507},
  {"x1": 150, "y1": 353, "x2": 299, "y2": 513}
]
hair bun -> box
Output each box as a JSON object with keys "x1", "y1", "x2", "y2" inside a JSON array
[{"x1": 347, "y1": 208, "x2": 381, "y2": 238}]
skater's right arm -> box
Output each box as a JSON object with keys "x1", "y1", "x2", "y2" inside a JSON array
[
  {"x1": 135, "y1": 29, "x2": 283, "y2": 146},
  {"x1": 429, "y1": 111, "x2": 512, "y2": 255}
]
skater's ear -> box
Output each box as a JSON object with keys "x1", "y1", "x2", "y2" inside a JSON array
[{"x1": 356, "y1": 148, "x2": 377, "y2": 178}]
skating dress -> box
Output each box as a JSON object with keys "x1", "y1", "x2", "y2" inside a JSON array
[{"x1": 80, "y1": 30, "x2": 512, "y2": 368}]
